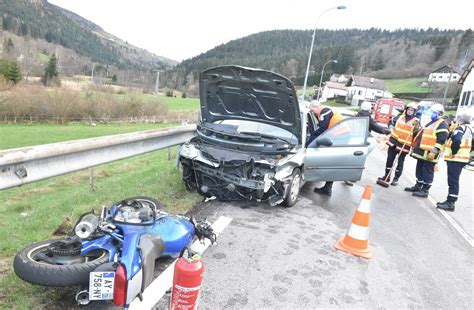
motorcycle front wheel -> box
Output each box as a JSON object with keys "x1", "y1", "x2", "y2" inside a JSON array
[{"x1": 14, "y1": 238, "x2": 109, "y2": 287}]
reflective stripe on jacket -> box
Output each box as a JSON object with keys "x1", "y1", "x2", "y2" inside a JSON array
[
  {"x1": 388, "y1": 115, "x2": 418, "y2": 152},
  {"x1": 411, "y1": 118, "x2": 449, "y2": 163},
  {"x1": 445, "y1": 125, "x2": 473, "y2": 163},
  {"x1": 419, "y1": 118, "x2": 445, "y2": 151}
]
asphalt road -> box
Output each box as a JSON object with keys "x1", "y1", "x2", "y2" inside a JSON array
[{"x1": 156, "y1": 144, "x2": 473, "y2": 309}]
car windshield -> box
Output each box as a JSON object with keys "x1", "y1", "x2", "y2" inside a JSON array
[{"x1": 214, "y1": 119, "x2": 298, "y2": 144}]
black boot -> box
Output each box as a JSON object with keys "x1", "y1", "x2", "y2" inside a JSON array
[
  {"x1": 314, "y1": 182, "x2": 333, "y2": 196},
  {"x1": 412, "y1": 188, "x2": 429, "y2": 198},
  {"x1": 390, "y1": 177, "x2": 399, "y2": 186},
  {"x1": 437, "y1": 200, "x2": 455, "y2": 212},
  {"x1": 436, "y1": 200, "x2": 448, "y2": 206},
  {"x1": 404, "y1": 184, "x2": 421, "y2": 192}
]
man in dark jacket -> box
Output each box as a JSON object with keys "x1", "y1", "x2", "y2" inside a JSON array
[
  {"x1": 437, "y1": 111, "x2": 473, "y2": 211},
  {"x1": 405, "y1": 103, "x2": 449, "y2": 198},
  {"x1": 356, "y1": 101, "x2": 390, "y2": 134},
  {"x1": 378, "y1": 102, "x2": 420, "y2": 185},
  {"x1": 308, "y1": 100, "x2": 344, "y2": 196}
]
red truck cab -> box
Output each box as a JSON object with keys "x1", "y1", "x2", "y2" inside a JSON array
[{"x1": 373, "y1": 98, "x2": 405, "y2": 125}]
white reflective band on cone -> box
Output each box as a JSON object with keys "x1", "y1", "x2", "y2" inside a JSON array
[
  {"x1": 347, "y1": 223, "x2": 370, "y2": 240},
  {"x1": 357, "y1": 199, "x2": 371, "y2": 214}
]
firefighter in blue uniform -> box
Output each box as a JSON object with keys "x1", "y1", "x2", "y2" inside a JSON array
[
  {"x1": 404, "y1": 103, "x2": 449, "y2": 198},
  {"x1": 437, "y1": 112, "x2": 473, "y2": 211}
]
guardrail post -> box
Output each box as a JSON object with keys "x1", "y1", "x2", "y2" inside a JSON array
[{"x1": 89, "y1": 168, "x2": 95, "y2": 192}]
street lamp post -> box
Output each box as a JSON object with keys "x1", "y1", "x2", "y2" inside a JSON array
[
  {"x1": 301, "y1": 5, "x2": 346, "y2": 102},
  {"x1": 316, "y1": 59, "x2": 337, "y2": 101}
]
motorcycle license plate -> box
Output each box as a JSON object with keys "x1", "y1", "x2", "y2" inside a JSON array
[{"x1": 89, "y1": 272, "x2": 115, "y2": 300}]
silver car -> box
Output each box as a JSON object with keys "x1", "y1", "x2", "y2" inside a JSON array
[{"x1": 179, "y1": 66, "x2": 375, "y2": 207}]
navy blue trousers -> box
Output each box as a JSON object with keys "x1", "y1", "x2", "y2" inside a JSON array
[
  {"x1": 446, "y1": 161, "x2": 465, "y2": 202},
  {"x1": 385, "y1": 145, "x2": 407, "y2": 179},
  {"x1": 415, "y1": 159, "x2": 435, "y2": 190}
]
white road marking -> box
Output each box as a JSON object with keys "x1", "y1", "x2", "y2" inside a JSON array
[
  {"x1": 405, "y1": 173, "x2": 473, "y2": 247},
  {"x1": 129, "y1": 216, "x2": 233, "y2": 309}
]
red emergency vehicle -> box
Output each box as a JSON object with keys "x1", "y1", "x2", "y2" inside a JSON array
[{"x1": 373, "y1": 98, "x2": 405, "y2": 125}]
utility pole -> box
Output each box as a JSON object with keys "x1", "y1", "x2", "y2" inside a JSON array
[
  {"x1": 155, "y1": 71, "x2": 160, "y2": 95},
  {"x1": 442, "y1": 67, "x2": 453, "y2": 104}
]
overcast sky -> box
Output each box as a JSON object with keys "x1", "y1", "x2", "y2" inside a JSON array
[{"x1": 48, "y1": 0, "x2": 472, "y2": 62}]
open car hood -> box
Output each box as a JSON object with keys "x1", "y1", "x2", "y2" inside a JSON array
[{"x1": 199, "y1": 66, "x2": 301, "y2": 140}]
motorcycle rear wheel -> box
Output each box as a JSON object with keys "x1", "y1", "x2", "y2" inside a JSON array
[{"x1": 14, "y1": 238, "x2": 108, "y2": 287}]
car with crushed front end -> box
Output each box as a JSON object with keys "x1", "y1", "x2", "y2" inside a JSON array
[{"x1": 179, "y1": 66, "x2": 376, "y2": 207}]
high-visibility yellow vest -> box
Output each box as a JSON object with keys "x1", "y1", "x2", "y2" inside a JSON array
[
  {"x1": 328, "y1": 110, "x2": 343, "y2": 128},
  {"x1": 418, "y1": 118, "x2": 445, "y2": 151},
  {"x1": 411, "y1": 118, "x2": 448, "y2": 163},
  {"x1": 390, "y1": 115, "x2": 417, "y2": 147},
  {"x1": 445, "y1": 124, "x2": 473, "y2": 163}
]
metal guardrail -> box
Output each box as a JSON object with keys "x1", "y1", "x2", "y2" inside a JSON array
[{"x1": 0, "y1": 125, "x2": 196, "y2": 191}]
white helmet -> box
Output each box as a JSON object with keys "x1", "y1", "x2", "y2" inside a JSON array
[
  {"x1": 406, "y1": 102, "x2": 418, "y2": 110},
  {"x1": 431, "y1": 103, "x2": 444, "y2": 115},
  {"x1": 360, "y1": 101, "x2": 372, "y2": 112}
]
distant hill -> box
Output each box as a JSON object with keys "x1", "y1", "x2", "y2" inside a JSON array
[
  {"x1": 0, "y1": 0, "x2": 176, "y2": 81},
  {"x1": 163, "y1": 28, "x2": 473, "y2": 96}
]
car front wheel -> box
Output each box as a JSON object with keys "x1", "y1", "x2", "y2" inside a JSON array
[{"x1": 282, "y1": 168, "x2": 301, "y2": 208}]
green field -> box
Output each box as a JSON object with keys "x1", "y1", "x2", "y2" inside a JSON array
[
  {"x1": 0, "y1": 124, "x2": 200, "y2": 308},
  {"x1": 0, "y1": 123, "x2": 180, "y2": 150},
  {"x1": 385, "y1": 77, "x2": 429, "y2": 93},
  {"x1": 113, "y1": 93, "x2": 200, "y2": 112},
  {"x1": 150, "y1": 95, "x2": 200, "y2": 111}
]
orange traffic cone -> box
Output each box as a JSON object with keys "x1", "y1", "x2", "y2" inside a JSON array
[{"x1": 335, "y1": 185, "x2": 373, "y2": 259}]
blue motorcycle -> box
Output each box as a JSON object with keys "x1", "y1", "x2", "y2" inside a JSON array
[{"x1": 13, "y1": 197, "x2": 216, "y2": 307}]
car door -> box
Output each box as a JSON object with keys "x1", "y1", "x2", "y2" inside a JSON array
[{"x1": 303, "y1": 117, "x2": 370, "y2": 182}]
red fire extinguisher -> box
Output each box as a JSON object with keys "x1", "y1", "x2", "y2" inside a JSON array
[{"x1": 170, "y1": 248, "x2": 204, "y2": 310}]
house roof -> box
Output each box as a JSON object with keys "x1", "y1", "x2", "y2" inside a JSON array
[
  {"x1": 324, "y1": 81, "x2": 348, "y2": 91},
  {"x1": 345, "y1": 75, "x2": 386, "y2": 91},
  {"x1": 458, "y1": 58, "x2": 474, "y2": 85},
  {"x1": 430, "y1": 65, "x2": 461, "y2": 75}
]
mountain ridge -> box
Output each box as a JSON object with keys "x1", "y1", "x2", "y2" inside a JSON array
[{"x1": 0, "y1": 0, "x2": 177, "y2": 71}]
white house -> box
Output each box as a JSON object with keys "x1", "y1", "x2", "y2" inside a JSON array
[
  {"x1": 428, "y1": 65, "x2": 461, "y2": 83},
  {"x1": 457, "y1": 58, "x2": 473, "y2": 117},
  {"x1": 345, "y1": 75, "x2": 392, "y2": 106},
  {"x1": 329, "y1": 74, "x2": 351, "y2": 84},
  {"x1": 320, "y1": 81, "x2": 347, "y2": 102}
]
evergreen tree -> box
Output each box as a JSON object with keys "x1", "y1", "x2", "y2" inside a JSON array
[
  {"x1": 42, "y1": 54, "x2": 59, "y2": 86},
  {"x1": 4, "y1": 61, "x2": 22, "y2": 84}
]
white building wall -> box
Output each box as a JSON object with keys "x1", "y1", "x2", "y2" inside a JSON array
[
  {"x1": 321, "y1": 87, "x2": 347, "y2": 102},
  {"x1": 428, "y1": 72, "x2": 461, "y2": 83},
  {"x1": 457, "y1": 70, "x2": 474, "y2": 117}
]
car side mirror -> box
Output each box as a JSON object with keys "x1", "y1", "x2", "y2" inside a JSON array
[{"x1": 315, "y1": 137, "x2": 333, "y2": 147}]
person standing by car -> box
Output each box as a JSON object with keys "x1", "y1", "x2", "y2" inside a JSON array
[
  {"x1": 356, "y1": 101, "x2": 391, "y2": 134},
  {"x1": 378, "y1": 102, "x2": 420, "y2": 185},
  {"x1": 437, "y1": 111, "x2": 473, "y2": 211},
  {"x1": 307, "y1": 100, "x2": 343, "y2": 196},
  {"x1": 405, "y1": 103, "x2": 449, "y2": 198}
]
